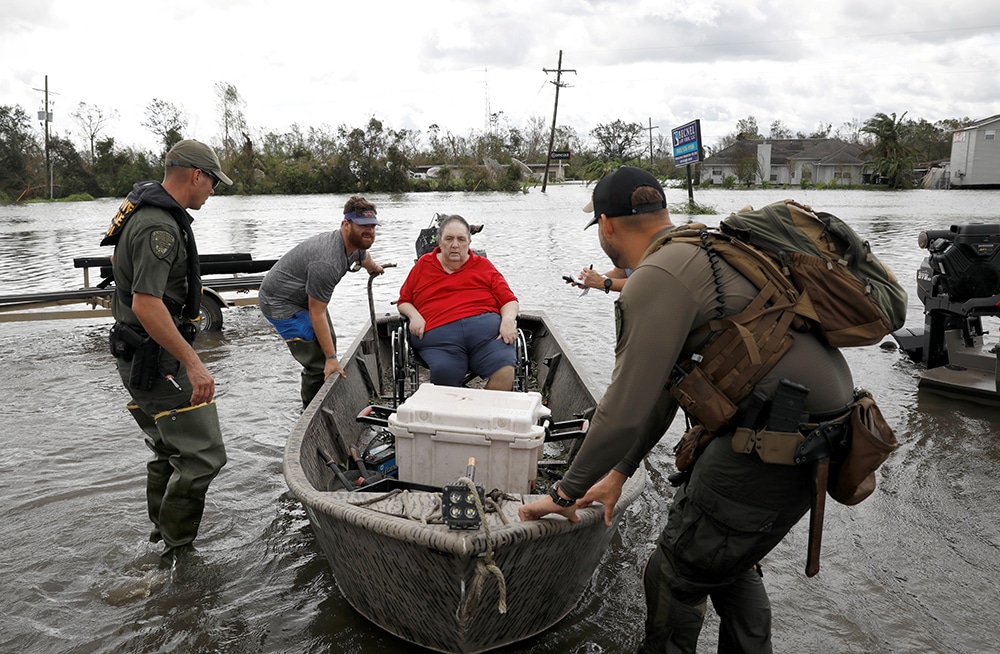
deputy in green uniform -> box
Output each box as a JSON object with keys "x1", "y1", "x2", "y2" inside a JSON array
[
  {"x1": 519, "y1": 167, "x2": 855, "y2": 652},
  {"x1": 102, "y1": 139, "x2": 232, "y2": 566}
]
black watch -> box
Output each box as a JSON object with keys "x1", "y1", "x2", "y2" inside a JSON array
[
  {"x1": 548, "y1": 482, "x2": 576, "y2": 507},
  {"x1": 603, "y1": 277, "x2": 613, "y2": 294}
]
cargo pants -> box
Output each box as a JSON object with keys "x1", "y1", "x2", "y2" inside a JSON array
[
  {"x1": 640, "y1": 435, "x2": 813, "y2": 653},
  {"x1": 117, "y1": 350, "x2": 226, "y2": 563}
]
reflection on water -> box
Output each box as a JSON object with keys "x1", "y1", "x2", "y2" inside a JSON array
[{"x1": 1, "y1": 187, "x2": 999, "y2": 653}]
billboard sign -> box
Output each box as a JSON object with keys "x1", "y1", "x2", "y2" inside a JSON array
[{"x1": 672, "y1": 120, "x2": 703, "y2": 166}]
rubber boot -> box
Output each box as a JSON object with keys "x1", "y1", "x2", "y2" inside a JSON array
[
  {"x1": 129, "y1": 403, "x2": 169, "y2": 543},
  {"x1": 153, "y1": 401, "x2": 227, "y2": 565},
  {"x1": 285, "y1": 338, "x2": 327, "y2": 408}
]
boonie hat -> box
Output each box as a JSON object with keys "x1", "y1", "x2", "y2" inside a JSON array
[
  {"x1": 344, "y1": 209, "x2": 380, "y2": 226},
  {"x1": 165, "y1": 139, "x2": 233, "y2": 186},
  {"x1": 583, "y1": 166, "x2": 666, "y2": 229}
]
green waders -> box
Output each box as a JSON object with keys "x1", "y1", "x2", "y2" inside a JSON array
[
  {"x1": 149, "y1": 402, "x2": 227, "y2": 563},
  {"x1": 128, "y1": 403, "x2": 168, "y2": 544},
  {"x1": 285, "y1": 337, "x2": 329, "y2": 408}
]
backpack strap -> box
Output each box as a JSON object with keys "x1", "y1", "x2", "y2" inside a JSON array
[{"x1": 654, "y1": 227, "x2": 808, "y2": 430}]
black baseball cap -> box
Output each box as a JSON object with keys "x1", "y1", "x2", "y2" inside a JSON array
[{"x1": 583, "y1": 166, "x2": 666, "y2": 229}]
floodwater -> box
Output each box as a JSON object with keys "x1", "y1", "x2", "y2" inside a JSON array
[{"x1": 1, "y1": 185, "x2": 998, "y2": 653}]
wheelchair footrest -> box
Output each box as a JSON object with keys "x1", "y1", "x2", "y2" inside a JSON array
[
  {"x1": 356, "y1": 404, "x2": 396, "y2": 427},
  {"x1": 544, "y1": 417, "x2": 589, "y2": 442}
]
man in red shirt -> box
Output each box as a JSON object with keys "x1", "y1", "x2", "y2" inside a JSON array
[{"x1": 397, "y1": 214, "x2": 519, "y2": 390}]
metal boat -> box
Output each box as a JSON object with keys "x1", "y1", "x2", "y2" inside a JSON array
[{"x1": 282, "y1": 309, "x2": 645, "y2": 653}]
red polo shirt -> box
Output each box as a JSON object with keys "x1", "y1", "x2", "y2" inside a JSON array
[{"x1": 398, "y1": 249, "x2": 518, "y2": 332}]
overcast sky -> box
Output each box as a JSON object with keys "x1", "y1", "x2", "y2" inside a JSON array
[{"x1": 2, "y1": 0, "x2": 999, "y2": 156}]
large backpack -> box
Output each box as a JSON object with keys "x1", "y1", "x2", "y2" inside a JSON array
[
  {"x1": 658, "y1": 199, "x2": 908, "y2": 431},
  {"x1": 720, "y1": 199, "x2": 907, "y2": 347}
]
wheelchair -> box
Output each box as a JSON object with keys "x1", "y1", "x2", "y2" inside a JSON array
[{"x1": 390, "y1": 316, "x2": 531, "y2": 407}]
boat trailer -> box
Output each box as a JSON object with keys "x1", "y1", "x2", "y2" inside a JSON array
[{"x1": 0, "y1": 252, "x2": 276, "y2": 331}]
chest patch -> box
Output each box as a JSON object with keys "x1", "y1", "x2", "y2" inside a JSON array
[{"x1": 150, "y1": 230, "x2": 176, "y2": 259}]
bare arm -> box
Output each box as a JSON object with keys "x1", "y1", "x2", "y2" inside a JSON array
[
  {"x1": 308, "y1": 295, "x2": 345, "y2": 379},
  {"x1": 397, "y1": 301, "x2": 426, "y2": 339},
  {"x1": 497, "y1": 300, "x2": 519, "y2": 343},
  {"x1": 361, "y1": 252, "x2": 384, "y2": 275},
  {"x1": 132, "y1": 292, "x2": 214, "y2": 405}
]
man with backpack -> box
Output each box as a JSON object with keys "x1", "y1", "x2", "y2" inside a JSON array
[{"x1": 519, "y1": 166, "x2": 858, "y2": 652}]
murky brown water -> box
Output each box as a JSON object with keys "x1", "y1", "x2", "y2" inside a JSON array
[{"x1": 1, "y1": 186, "x2": 998, "y2": 653}]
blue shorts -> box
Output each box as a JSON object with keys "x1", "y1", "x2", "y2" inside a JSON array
[
  {"x1": 265, "y1": 311, "x2": 316, "y2": 341},
  {"x1": 412, "y1": 312, "x2": 516, "y2": 386}
]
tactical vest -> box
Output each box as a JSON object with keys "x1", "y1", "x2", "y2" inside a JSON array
[
  {"x1": 101, "y1": 181, "x2": 202, "y2": 321},
  {"x1": 651, "y1": 224, "x2": 813, "y2": 432}
]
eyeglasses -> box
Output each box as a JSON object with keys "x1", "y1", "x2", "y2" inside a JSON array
[{"x1": 198, "y1": 168, "x2": 222, "y2": 190}]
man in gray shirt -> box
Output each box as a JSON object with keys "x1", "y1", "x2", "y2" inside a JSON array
[{"x1": 259, "y1": 195, "x2": 385, "y2": 408}]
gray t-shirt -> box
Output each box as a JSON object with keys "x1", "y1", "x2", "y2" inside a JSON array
[{"x1": 258, "y1": 230, "x2": 366, "y2": 320}]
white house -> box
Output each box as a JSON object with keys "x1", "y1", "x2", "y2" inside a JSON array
[
  {"x1": 700, "y1": 138, "x2": 868, "y2": 186},
  {"x1": 949, "y1": 114, "x2": 1000, "y2": 189}
]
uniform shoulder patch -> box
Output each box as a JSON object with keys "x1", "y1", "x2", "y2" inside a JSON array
[{"x1": 150, "y1": 230, "x2": 177, "y2": 259}]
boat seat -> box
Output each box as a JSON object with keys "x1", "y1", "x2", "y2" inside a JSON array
[{"x1": 391, "y1": 316, "x2": 530, "y2": 407}]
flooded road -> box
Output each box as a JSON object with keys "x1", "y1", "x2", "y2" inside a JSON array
[{"x1": 1, "y1": 186, "x2": 998, "y2": 653}]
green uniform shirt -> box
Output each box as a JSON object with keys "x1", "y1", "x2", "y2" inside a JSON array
[
  {"x1": 559, "y1": 228, "x2": 855, "y2": 499},
  {"x1": 111, "y1": 205, "x2": 190, "y2": 327}
]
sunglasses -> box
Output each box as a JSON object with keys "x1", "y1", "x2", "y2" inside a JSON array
[{"x1": 198, "y1": 168, "x2": 222, "y2": 190}]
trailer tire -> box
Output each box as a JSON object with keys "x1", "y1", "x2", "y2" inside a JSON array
[{"x1": 199, "y1": 295, "x2": 225, "y2": 332}]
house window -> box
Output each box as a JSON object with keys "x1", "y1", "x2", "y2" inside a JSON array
[
  {"x1": 770, "y1": 174, "x2": 778, "y2": 182},
  {"x1": 986, "y1": 131, "x2": 996, "y2": 141},
  {"x1": 712, "y1": 169, "x2": 722, "y2": 176}
]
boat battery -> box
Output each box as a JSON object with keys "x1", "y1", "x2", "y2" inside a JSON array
[
  {"x1": 362, "y1": 443, "x2": 397, "y2": 477},
  {"x1": 388, "y1": 383, "x2": 551, "y2": 494}
]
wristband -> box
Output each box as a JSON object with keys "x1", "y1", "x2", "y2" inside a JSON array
[
  {"x1": 327, "y1": 353, "x2": 338, "y2": 359},
  {"x1": 548, "y1": 482, "x2": 576, "y2": 507}
]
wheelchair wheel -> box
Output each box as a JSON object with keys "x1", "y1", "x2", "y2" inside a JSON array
[
  {"x1": 391, "y1": 322, "x2": 420, "y2": 406},
  {"x1": 513, "y1": 328, "x2": 530, "y2": 392}
]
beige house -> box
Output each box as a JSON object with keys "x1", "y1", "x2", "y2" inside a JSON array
[
  {"x1": 949, "y1": 114, "x2": 1000, "y2": 189},
  {"x1": 700, "y1": 138, "x2": 868, "y2": 186}
]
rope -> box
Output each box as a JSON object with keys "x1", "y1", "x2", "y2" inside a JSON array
[
  {"x1": 456, "y1": 476, "x2": 508, "y2": 618},
  {"x1": 340, "y1": 479, "x2": 509, "y2": 616}
]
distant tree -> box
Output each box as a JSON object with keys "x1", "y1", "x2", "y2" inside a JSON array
[
  {"x1": 141, "y1": 98, "x2": 187, "y2": 154},
  {"x1": 835, "y1": 117, "x2": 865, "y2": 145},
  {"x1": 768, "y1": 120, "x2": 793, "y2": 140},
  {"x1": 48, "y1": 136, "x2": 100, "y2": 197},
  {"x1": 0, "y1": 104, "x2": 41, "y2": 200},
  {"x1": 734, "y1": 153, "x2": 761, "y2": 187},
  {"x1": 590, "y1": 119, "x2": 644, "y2": 162},
  {"x1": 583, "y1": 159, "x2": 621, "y2": 182},
  {"x1": 735, "y1": 116, "x2": 763, "y2": 140},
  {"x1": 714, "y1": 115, "x2": 763, "y2": 151},
  {"x1": 807, "y1": 122, "x2": 832, "y2": 138},
  {"x1": 338, "y1": 117, "x2": 411, "y2": 191},
  {"x1": 862, "y1": 112, "x2": 918, "y2": 188},
  {"x1": 71, "y1": 102, "x2": 118, "y2": 164},
  {"x1": 92, "y1": 137, "x2": 157, "y2": 197},
  {"x1": 215, "y1": 82, "x2": 248, "y2": 160}
]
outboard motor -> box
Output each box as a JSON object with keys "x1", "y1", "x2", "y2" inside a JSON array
[{"x1": 893, "y1": 224, "x2": 1000, "y2": 368}]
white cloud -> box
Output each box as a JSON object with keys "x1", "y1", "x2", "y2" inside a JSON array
[{"x1": 1, "y1": 0, "x2": 998, "y2": 155}]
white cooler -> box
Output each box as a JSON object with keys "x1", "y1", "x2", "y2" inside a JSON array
[{"x1": 388, "y1": 384, "x2": 551, "y2": 493}]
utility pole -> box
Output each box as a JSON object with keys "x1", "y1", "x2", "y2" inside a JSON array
[
  {"x1": 32, "y1": 75, "x2": 55, "y2": 199},
  {"x1": 645, "y1": 117, "x2": 659, "y2": 168},
  {"x1": 541, "y1": 50, "x2": 575, "y2": 192}
]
